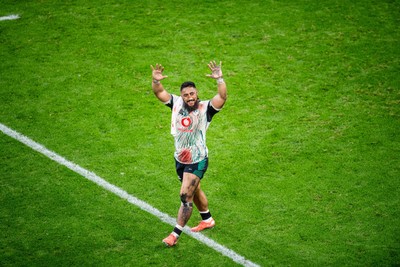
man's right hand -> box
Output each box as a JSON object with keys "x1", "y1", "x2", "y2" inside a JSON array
[{"x1": 151, "y1": 63, "x2": 168, "y2": 82}]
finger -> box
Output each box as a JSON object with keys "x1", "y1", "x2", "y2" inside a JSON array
[{"x1": 151, "y1": 65, "x2": 155, "y2": 71}]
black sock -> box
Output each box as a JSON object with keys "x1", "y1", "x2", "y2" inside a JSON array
[
  {"x1": 200, "y1": 210, "x2": 212, "y2": 221},
  {"x1": 173, "y1": 225, "x2": 183, "y2": 237}
]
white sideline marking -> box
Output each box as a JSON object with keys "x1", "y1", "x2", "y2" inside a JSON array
[
  {"x1": 0, "y1": 14, "x2": 20, "y2": 21},
  {"x1": 0, "y1": 122, "x2": 260, "y2": 267}
]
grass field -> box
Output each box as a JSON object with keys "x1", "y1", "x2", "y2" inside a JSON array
[{"x1": 1, "y1": 0, "x2": 399, "y2": 266}]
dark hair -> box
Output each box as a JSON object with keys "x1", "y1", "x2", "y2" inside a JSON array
[{"x1": 180, "y1": 81, "x2": 196, "y2": 91}]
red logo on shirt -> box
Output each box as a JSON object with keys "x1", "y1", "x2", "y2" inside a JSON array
[{"x1": 181, "y1": 117, "x2": 191, "y2": 127}]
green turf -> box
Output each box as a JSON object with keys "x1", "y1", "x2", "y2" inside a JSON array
[{"x1": 1, "y1": 0, "x2": 399, "y2": 266}]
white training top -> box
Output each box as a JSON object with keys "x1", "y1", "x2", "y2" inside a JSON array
[{"x1": 166, "y1": 94, "x2": 219, "y2": 164}]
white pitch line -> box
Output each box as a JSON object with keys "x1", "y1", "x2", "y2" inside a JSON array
[
  {"x1": 0, "y1": 122, "x2": 260, "y2": 267},
  {"x1": 0, "y1": 14, "x2": 20, "y2": 21}
]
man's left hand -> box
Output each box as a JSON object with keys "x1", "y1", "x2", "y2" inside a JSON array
[{"x1": 206, "y1": 61, "x2": 223, "y2": 79}]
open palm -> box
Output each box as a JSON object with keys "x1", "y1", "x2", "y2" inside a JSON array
[
  {"x1": 151, "y1": 64, "x2": 168, "y2": 81},
  {"x1": 206, "y1": 61, "x2": 223, "y2": 79}
]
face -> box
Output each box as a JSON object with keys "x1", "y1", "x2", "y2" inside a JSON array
[{"x1": 181, "y1": 86, "x2": 199, "y2": 111}]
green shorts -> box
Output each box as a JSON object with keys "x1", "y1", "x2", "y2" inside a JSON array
[{"x1": 175, "y1": 157, "x2": 209, "y2": 182}]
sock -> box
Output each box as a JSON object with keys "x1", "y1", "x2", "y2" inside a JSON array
[
  {"x1": 199, "y1": 210, "x2": 212, "y2": 221},
  {"x1": 172, "y1": 224, "x2": 183, "y2": 238}
]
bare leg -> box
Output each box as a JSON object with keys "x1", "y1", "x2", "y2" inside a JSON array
[
  {"x1": 163, "y1": 170, "x2": 203, "y2": 246},
  {"x1": 177, "y1": 172, "x2": 200, "y2": 227},
  {"x1": 190, "y1": 182, "x2": 215, "y2": 232},
  {"x1": 193, "y1": 183, "x2": 209, "y2": 212}
]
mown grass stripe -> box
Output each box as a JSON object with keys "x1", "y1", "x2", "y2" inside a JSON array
[{"x1": 0, "y1": 122, "x2": 260, "y2": 267}]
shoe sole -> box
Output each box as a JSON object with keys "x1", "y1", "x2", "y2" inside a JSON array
[
  {"x1": 191, "y1": 224, "x2": 215, "y2": 232},
  {"x1": 162, "y1": 240, "x2": 177, "y2": 247}
]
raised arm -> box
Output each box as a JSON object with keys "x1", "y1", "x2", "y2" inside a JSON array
[
  {"x1": 151, "y1": 63, "x2": 171, "y2": 103},
  {"x1": 207, "y1": 61, "x2": 227, "y2": 109}
]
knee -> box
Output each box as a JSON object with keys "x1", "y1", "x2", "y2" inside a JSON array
[
  {"x1": 180, "y1": 192, "x2": 192, "y2": 203},
  {"x1": 180, "y1": 193, "x2": 193, "y2": 207}
]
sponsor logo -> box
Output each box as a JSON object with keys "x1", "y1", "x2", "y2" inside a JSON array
[{"x1": 181, "y1": 117, "x2": 192, "y2": 127}]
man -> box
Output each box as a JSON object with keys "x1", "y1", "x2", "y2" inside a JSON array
[{"x1": 150, "y1": 61, "x2": 227, "y2": 247}]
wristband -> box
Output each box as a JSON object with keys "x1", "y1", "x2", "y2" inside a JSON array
[
  {"x1": 217, "y1": 77, "x2": 225, "y2": 84},
  {"x1": 153, "y1": 79, "x2": 161, "y2": 84}
]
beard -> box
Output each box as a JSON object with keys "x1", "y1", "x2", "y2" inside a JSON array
[{"x1": 183, "y1": 99, "x2": 200, "y2": 112}]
